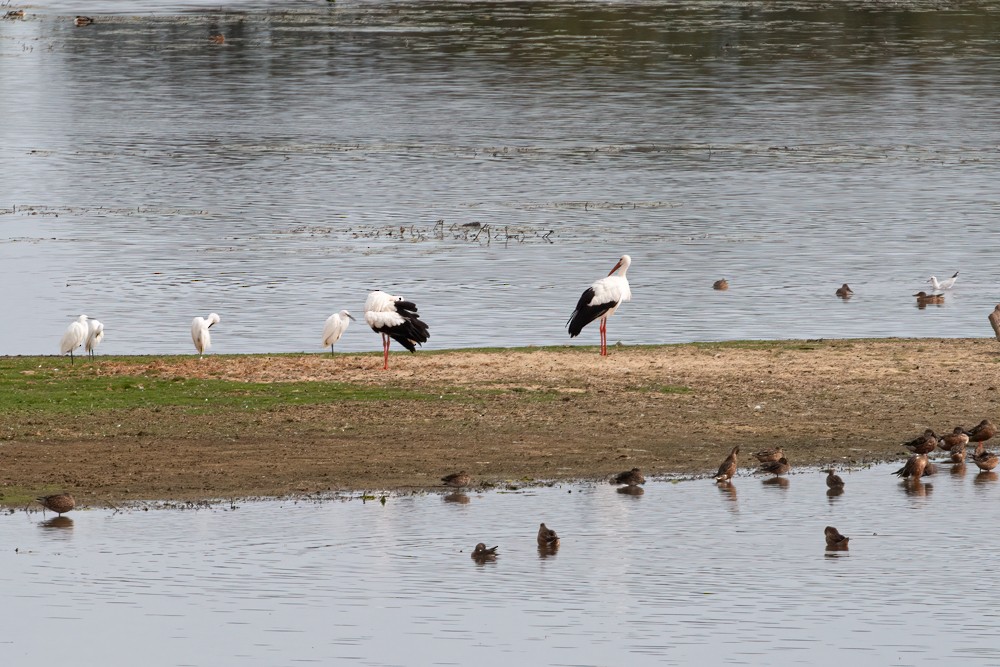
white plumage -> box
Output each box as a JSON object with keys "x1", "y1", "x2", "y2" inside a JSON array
[
  {"x1": 364, "y1": 290, "x2": 430, "y2": 369},
  {"x1": 567, "y1": 255, "x2": 632, "y2": 356},
  {"x1": 927, "y1": 271, "x2": 959, "y2": 291},
  {"x1": 60, "y1": 314, "x2": 89, "y2": 363},
  {"x1": 191, "y1": 312, "x2": 221, "y2": 357},
  {"x1": 85, "y1": 319, "x2": 104, "y2": 358},
  {"x1": 322, "y1": 309, "x2": 356, "y2": 354}
]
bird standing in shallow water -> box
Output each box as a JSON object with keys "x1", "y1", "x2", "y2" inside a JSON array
[
  {"x1": 37, "y1": 493, "x2": 75, "y2": 515},
  {"x1": 972, "y1": 443, "x2": 999, "y2": 472},
  {"x1": 191, "y1": 313, "x2": 221, "y2": 357},
  {"x1": 759, "y1": 457, "x2": 790, "y2": 476},
  {"x1": 894, "y1": 453, "x2": 931, "y2": 479},
  {"x1": 825, "y1": 469, "x2": 845, "y2": 489},
  {"x1": 60, "y1": 315, "x2": 89, "y2": 364},
  {"x1": 364, "y1": 290, "x2": 430, "y2": 370},
  {"x1": 714, "y1": 446, "x2": 739, "y2": 482},
  {"x1": 567, "y1": 255, "x2": 631, "y2": 356},
  {"x1": 537, "y1": 523, "x2": 560, "y2": 548},
  {"x1": 322, "y1": 310, "x2": 355, "y2": 355}
]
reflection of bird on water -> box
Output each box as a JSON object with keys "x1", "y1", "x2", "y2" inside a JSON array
[
  {"x1": 835, "y1": 283, "x2": 853, "y2": 298},
  {"x1": 41, "y1": 516, "x2": 74, "y2": 529},
  {"x1": 938, "y1": 427, "x2": 969, "y2": 451},
  {"x1": 611, "y1": 468, "x2": 645, "y2": 486},
  {"x1": 824, "y1": 469, "x2": 845, "y2": 489},
  {"x1": 759, "y1": 457, "x2": 790, "y2": 476},
  {"x1": 972, "y1": 443, "x2": 999, "y2": 472},
  {"x1": 825, "y1": 526, "x2": 849, "y2": 549},
  {"x1": 894, "y1": 453, "x2": 931, "y2": 479},
  {"x1": 616, "y1": 485, "x2": 644, "y2": 496},
  {"x1": 927, "y1": 271, "x2": 959, "y2": 291},
  {"x1": 443, "y1": 492, "x2": 470, "y2": 504},
  {"x1": 471, "y1": 543, "x2": 498, "y2": 561},
  {"x1": 754, "y1": 448, "x2": 784, "y2": 464},
  {"x1": 714, "y1": 446, "x2": 739, "y2": 482},
  {"x1": 713, "y1": 279, "x2": 729, "y2": 291},
  {"x1": 37, "y1": 493, "x2": 75, "y2": 515},
  {"x1": 441, "y1": 471, "x2": 471, "y2": 488},
  {"x1": 903, "y1": 429, "x2": 937, "y2": 454},
  {"x1": 537, "y1": 523, "x2": 560, "y2": 548},
  {"x1": 567, "y1": 255, "x2": 632, "y2": 357},
  {"x1": 902, "y1": 479, "x2": 931, "y2": 496}
]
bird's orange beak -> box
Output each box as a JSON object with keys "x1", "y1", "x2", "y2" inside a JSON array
[{"x1": 608, "y1": 259, "x2": 623, "y2": 276}]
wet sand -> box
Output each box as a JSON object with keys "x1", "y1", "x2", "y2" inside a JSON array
[{"x1": 2, "y1": 338, "x2": 998, "y2": 506}]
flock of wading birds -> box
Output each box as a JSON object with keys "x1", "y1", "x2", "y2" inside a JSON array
[{"x1": 40, "y1": 256, "x2": 998, "y2": 554}]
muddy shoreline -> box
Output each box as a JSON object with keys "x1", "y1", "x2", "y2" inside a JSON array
[{"x1": 2, "y1": 338, "x2": 998, "y2": 507}]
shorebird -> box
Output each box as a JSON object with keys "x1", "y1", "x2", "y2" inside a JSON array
[
  {"x1": 835, "y1": 283, "x2": 853, "y2": 298},
  {"x1": 972, "y1": 443, "x2": 999, "y2": 472},
  {"x1": 759, "y1": 457, "x2": 790, "y2": 476},
  {"x1": 824, "y1": 526, "x2": 849, "y2": 549},
  {"x1": 753, "y1": 448, "x2": 784, "y2": 464},
  {"x1": 537, "y1": 522, "x2": 560, "y2": 548},
  {"x1": 903, "y1": 429, "x2": 938, "y2": 455},
  {"x1": 471, "y1": 543, "x2": 499, "y2": 561},
  {"x1": 965, "y1": 419, "x2": 996, "y2": 444},
  {"x1": 611, "y1": 468, "x2": 645, "y2": 486},
  {"x1": 191, "y1": 313, "x2": 221, "y2": 357},
  {"x1": 938, "y1": 426, "x2": 969, "y2": 451},
  {"x1": 949, "y1": 441, "x2": 967, "y2": 464},
  {"x1": 894, "y1": 453, "x2": 931, "y2": 479},
  {"x1": 37, "y1": 493, "x2": 75, "y2": 515},
  {"x1": 85, "y1": 318, "x2": 104, "y2": 358},
  {"x1": 364, "y1": 290, "x2": 430, "y2": 370},
  {"x1": 567, "y1": 255, "x2": 631, "y2": 356},
  {"x1": 441, "y1": 471, "x2": 471, "y2": 488},
  {"x1": 714, "y1": 446, "x2": 739, "y2": 482},
  {"x1": 60, "y1": 315, "x2": 90, "y2": 363},
  {"x1": 825, "y1": 469, "x2": 845, "y2": 489},
  {"x1": 322, "y1": 310, "x2": 355, "y2": 355},
  {"x1": 713, "y1": 279, "x2": 729, "y2": 291},
  {"x1": 927, "y1": 271, "x2": 959, "y2": 291}
]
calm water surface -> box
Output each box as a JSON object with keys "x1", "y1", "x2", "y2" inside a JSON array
[
  {"x1": 2, "y1": 463, "x2": 1000, "y2": 665},
  {"x1": 3, "y1": 1, "x2": 1000, "y2": 355}
]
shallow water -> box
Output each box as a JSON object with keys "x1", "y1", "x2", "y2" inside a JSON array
[
  {"x1": 3, "y1": 462, "x2": 1000, "y2": 665},
  {"x1": 3, "y1": 1, "x2": 1000, "y2": 356}
]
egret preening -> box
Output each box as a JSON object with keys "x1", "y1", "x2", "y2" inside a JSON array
[
  {"x1": 85, "y1": 319, "x2": 104, "y2": 358},
  {"x1": 927, "y1": 271, "x2": 959, "y2": 291},
  {"x1": 364, "y1": 290, "x2": 430, "y2": 370},
  {"x1": 60, "y1": 314, "x2": 89, "y2": 363},
  {"x1": 322, "y1": 310, "x2": 356, "y2": 355},
  {"x1": 191, "y1": 313, "x2": 221, "y2": 358},
  {"x1": 567, "y1": 254, "x2": 632, "y2": 356}
]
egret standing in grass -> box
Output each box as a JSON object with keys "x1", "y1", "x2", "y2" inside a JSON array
[
  {"x1": 85, "y1": 318, "x2": 104, "y2": 358},
  {"x1": 191, "y1": 313, "x2": 221, "y2": 358},
  {"x1": 60, "y1": 314, "x2": 89, "y2": 364},
  {"x1": 322, "y1": 310, "x2": 356, "y2": 355},
  {"x1": 364, "y1": 290, "x2": 430, "y2": 370},
  {"x1": 567, "y1": 254, "x2": 632, "y2": 356}
]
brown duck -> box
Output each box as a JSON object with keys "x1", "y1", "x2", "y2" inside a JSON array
[
  {"x1": 965, "y1": 419, "x2": 996, "y2": 444},
  {"x1": 611, "y1": 468, "x2": 645, "y2": 486},
  {"x1": 471, "y1": 543, "x2": 499, "y2": 560},
  {"x1": 938, "y1": 427, "x2": 969, "y2": 451},
  {"x1": 825, "y1": 526, "x2": 850, "y2": 549},
  {"x1": 441, "y1": 471, "x2": 471, "y2": 488},
  {"x1": 913, "y1": 291, "x2": 944, "y2": 306},
  {"x1": 37, "y1": 493, "x2": 75, "y2": 515},
  {"x1": 824, "y1": 469, "x2": 845, "y2": 489},
  {"x1": 894, "y1": 453, "x2": 930, "y2": 479},
  {"x1": 972, "y1": 442, "x2": 999, "y2": 472},
  {"x1": 713, "y1": 279, "x2": 729, "y2": 291},
  {"x1": 903, "y1": 429, "x2": 938, "y2": 455},
  {"x1": 74, "y1": 16, "x2": 94, "y2": 26},
  {"x1": 537, "y1": 523, "x2": 560, "y2": 548},
  {"x1": 835, "y1": 284, "x2": 853, "y2": 298},
  {"x1": 759, "y1": 457, "x2": 790, "y2": 476},
  {"x1": 949, "y1": 441, "x2": 967, "y2": 464},
  {"x1": 753, "y1": 448, "x2": 784, "y2": 464},
  {"x1": 714, "y1": 446, "x2": 739, "y2": 482}
]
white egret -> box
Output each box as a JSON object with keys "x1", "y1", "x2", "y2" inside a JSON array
[
  {"x1": 85, "y1": 319, "x2": 104, "y2": 358},
  {"x1": 322, "y1": 310, "x2": 356, "y2": 355},
  {"x1": 60, "y1": 314, "x2": 89, "y2": 364},
  {"x1": 191, "y1": 313, "x2": 221, "y2": 357}
]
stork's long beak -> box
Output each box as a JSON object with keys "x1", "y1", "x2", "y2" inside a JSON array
[{"x1": 608, "y1": 259, "x2": 623, "y2": 276}]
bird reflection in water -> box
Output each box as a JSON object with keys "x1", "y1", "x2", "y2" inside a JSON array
[
  {"x1": 762, "y1": 477, "x2": 789, "y2": 489},
  {"x1": 826, "y1": 487, "x2": 844, "y2": 501},
  {"x1": 973, "y1": 471, "x2": 999, "y2": 485},
  {"x1": 616, "y1": 485, "x2": 644, "y2": 497},
  {"x1": 950, "y1": 463, "x2": 967, "y2": 478},
  {"x1": 537, "y1": 543, "x2": 559, "y2": 559},
  {"x1": 40, "y1": 516, "x2": 73, "y2": 530},
  {"x1": 716, "y1": 481, "x2": 737, "y2": 509},
  {"x1": 443, "y1": 492, "x2": 470, "y2": 504},
  {"x1": 901, "y1": 479, "x2": 932, "y2": 496}
]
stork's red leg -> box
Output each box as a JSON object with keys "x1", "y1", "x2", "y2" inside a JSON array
[
  {"x1": 382, "y1": 334, "x2": 390, "y2": 370},
  {"x1": 600, "y1": 318, "x2": 607, "y2": 356}
]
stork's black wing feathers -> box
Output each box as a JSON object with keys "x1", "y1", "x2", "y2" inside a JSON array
[
  {"x1": 567, "y1": 287, "x2": 615, "y2": 338},
  {"x1": 378, "y1": 302, "x2": 430, "y2": 352}
]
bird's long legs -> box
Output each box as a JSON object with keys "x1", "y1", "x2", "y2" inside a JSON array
[
  {"x1": 599, "y1": 318, "x2": 607, "y2": 356},
  {"x1": 382, "y1": 333, "x2": 390, "y2": 370}
]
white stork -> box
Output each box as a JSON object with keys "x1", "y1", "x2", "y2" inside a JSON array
[
  {"x1": 191, "y1": 312, "x2": 221, "y2": 358},
  {"x1": 567, "y1": 254, "x2": 632, "y2": 356},
  {"x1": 85, "y1": 318, "x2": 105, "y2": 358},
  {"x1": 60, "y1": 314, "x2": 90, "y2": 364},
  {"x1": 364, "y1": 290, "x2": 430, "y2": 370},
  {"x1": 322, "y1": 310, "x2": 356, "y2": 355}
]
